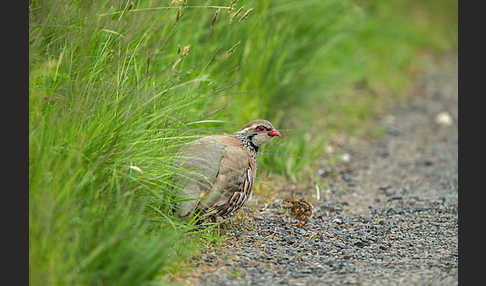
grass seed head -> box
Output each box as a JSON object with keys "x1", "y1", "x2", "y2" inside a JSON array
[
  {"x1": 182, "y1": 45, "x2": 190, "y2": 57},
  {"x1": 226, "y1": 41, "x2": 241, "y2": 56},
  {"x1": 239, "y1": 8, "x2": 254, "y2": 23},
  {"x1": 230, "y1": 7, "x2": 243, "y2": 24},
  {"x1": 211, "y1": 8, "x2": 220, "y2": 28}
]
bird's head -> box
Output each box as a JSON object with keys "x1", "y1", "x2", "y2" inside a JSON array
[{"x1": 236, "y1": 119, "x2": 280, "y2": 149}]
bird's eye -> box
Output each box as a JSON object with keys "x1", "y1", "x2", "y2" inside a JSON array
[{"x1": 257, "y1": 126, "x2": 266, "y2": 132}]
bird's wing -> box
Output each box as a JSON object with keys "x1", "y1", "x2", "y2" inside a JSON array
[
  {"x1": 173, "y1": 135, "x2": 226, "y2": 218},
  {"x1": 198, "y1": 136, "x2": 252, "y2": 217}
]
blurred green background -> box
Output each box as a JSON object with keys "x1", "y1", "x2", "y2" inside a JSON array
[{"x1": 29, "y1": 0, "x2": 457, "y2": 285}]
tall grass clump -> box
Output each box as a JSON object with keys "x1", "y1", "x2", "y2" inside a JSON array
[{"x1": 30, "y1": 0, "x2": 456, "y2": 285}]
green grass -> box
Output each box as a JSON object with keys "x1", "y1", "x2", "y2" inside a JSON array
[{"x1": 29, "y1": 0, "x2": 456, "y2": 285}]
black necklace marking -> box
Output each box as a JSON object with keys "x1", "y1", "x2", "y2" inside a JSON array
[
  {"x1": 236, "y1": 132, "x2": 258, "y2": 157},
  {"x1": 248, "y1": 135, "x2": 259, "y2": 153}
]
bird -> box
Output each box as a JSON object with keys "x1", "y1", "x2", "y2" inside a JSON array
[
  {"x1": 282, "y1": 195, "x2": 313, "y2": 228},
  {"x1": 173, "y1": 119, "x2": 280, "y2": 222}
]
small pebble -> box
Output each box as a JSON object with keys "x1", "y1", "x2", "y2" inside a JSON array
[
  {"x1": 333, "y1": 218, "x2": 343, "y2": 224},
  {"x1": 325, "y1": 145, "x2": 335, "y2": 154},
  {"x1": 435, "y1": 112, "x2": 453, "y2": 126},
  {"x1": 340, "y1": 153, "x2": 351, "y2": 162}
]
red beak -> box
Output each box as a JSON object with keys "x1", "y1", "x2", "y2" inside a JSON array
[{"x1": 268, "y1": 128, "x2": 281, "y2": 137}]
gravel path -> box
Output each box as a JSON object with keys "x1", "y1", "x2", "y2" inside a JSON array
[{"x1": 188, "y1": 55, "x2": 458, "y2": 286}]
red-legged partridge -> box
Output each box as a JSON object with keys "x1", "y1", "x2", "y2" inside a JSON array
[{"x1": 173, "y1": 120, "x2": 280, "y2": 221}]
